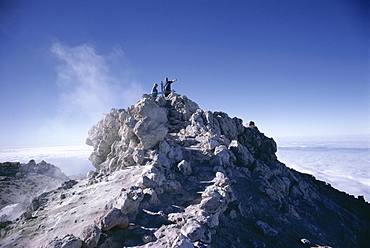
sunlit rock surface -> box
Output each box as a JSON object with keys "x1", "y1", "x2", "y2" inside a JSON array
[{"x1": 1, "y1": 94, "x2": 369, "y2": 248}]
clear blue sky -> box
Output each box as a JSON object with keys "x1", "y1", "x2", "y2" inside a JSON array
[{"x1": 0, "y1": 0, "x2": 368, "y2": 148}]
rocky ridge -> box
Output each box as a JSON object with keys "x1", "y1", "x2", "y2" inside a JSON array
[
  {"x1": 0, "y1": 160, "x2": 69, "y2": 222},
  {"x1": 1, "y1": 94, "x2": 369, "y2": 248}
]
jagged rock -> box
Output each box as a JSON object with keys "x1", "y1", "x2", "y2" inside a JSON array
[
  {"x1": 162, "y1": 179, "x2": 183, "y2": 194},
  {"x1": 0, "y1": 160, "x2": 68, "y2": 222},
  {"x1": 133, "y1": 117, "x2": 168, "y2": 150},
  {"x1": 238, "y1": 125, "x2": 277, "y2": 162},
  {"x1": 1, "y1": 94, "x2": 369, "y2": 248},
  {"x1": 180, "y1": 219, "x2": 205, "y2": 242},
  {"x1": 0, "y1": 160, "x2": 68, "y2": 180},
  {"x1": 0, "y1": 162, "x2": 21, "y2": 177},
  {"x1": 98, "y1": 208, "x2": 129, "y2": 231},
  {"x1": 27, "y1": 160, "x2": 69, "y2": 180},
  {"x1": 87, "y1": 170, "x2": 98, "y2": 178},
  {"x1": 81, "y1": 224, "x2": 101, "y2": 248},
  {"x1": 213, "y1": 112, "x2": 244, "y2": 141},
  {"x1": 247, "y1": 121, "x2": 256, "y2": 127},
  {"x1": 254, "y1": 220, "x2": 278, "y2": 237},
  {"x1": 228, "y1": 140, "x2": 255, "y2": 167},
  {"x1": 139, "y1": 165, "x2": 166, "y2": 189},
  {"x1": 177, "y1": 160, "x2": 192, "y2": 176},
  {"x1": 213, "y1": 172, "x2": 229, "y2": 187},
  {"x1": 119, "y1": 186, "x2": 145, "y2": 215},
  {"x1": 150, "y1": 224, "x2": 182, "y2": 247},
  {"x1": 86, "y1": 108, "x2": 122, "y2": 169},
  {"x1": 47, "y1": 234, "x2": 82, "y2": 248},
  {"x1": 132, "y1": 96, "x2": 168, "y2": 123},
  {"x1": 133, "y1": 149, "x2": 145, "y2": 165},
  {"x1": 143, "y1": 188, "x2": 161, "y2": 205},
  {"x1": 167, "y1": 94, "x2": 199, "y2": 121},
  {"x1": 213, "y1": 145, "x2": 230, "y2": 166},
  {"x1": 200, "y1": 193, "x2": 223, "y2": 214},
  {"x1": 59, "y1": 179, "x2": 78, "y2": 190},
  {"x1": 171, "y1": 234, "x2": 194, "y2": 248},
  {"x1": 253, "y1": 160, "x2": 273, "y2": 180}
]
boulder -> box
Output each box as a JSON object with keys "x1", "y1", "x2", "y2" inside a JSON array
[
  {"x1": 86, "y1": 108, "x2": 122, "y2": 168},
  {"x1": 139, "y1": 165, "x2": 166, "y2": 188},
  {"x1": 133, "y1": 96, "x2": 167, "y2": 123},
  {"x1": 214, "y1": 145, "x2": 230, "y2": 166},
  {"x1": 134, "y1": 118, "x2": 168, "y2": 150},
  {"x1": 228, "y1": 140, "x2": 255, "y2": 168},
  {"x1": 47, "y1": 234, "x2": 83, "y2": 248},
  {"x1": 180, "y1": 219, "x2": 205, "y2": 242},
  {"x1": 120, "y1": 186, "x2": 144, "y2": 215},
  {"x1": 177, "y1": 160, "x2": 192, "y2": 176},
  {"x1": 81, "y1": 224, "x2": 102, "y2": 248},
  {"x1": 98, "y1": 208, "x2": 129, "y2": 231}
]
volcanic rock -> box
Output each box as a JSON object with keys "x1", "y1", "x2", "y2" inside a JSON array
[
  {"x1": 0, "y1": 160, "x2": 68, "y2": 222},
  {"x1": 1, "y1": 93, "x2": 369, "y2": 248}
]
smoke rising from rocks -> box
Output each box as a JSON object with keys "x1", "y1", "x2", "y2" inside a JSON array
[{"x1": 36, "y1": 42, "x2": 144, "y2": 146}]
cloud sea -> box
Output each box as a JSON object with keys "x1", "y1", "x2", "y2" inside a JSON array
[{"x1": 276, "y1": 135, "x2": 370, "y2": 202}]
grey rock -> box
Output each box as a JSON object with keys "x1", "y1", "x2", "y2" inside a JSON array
[
  {"x1": 132, "y1": 149, "x2": 145, "y2": 165},
  {"x1": 177, "y1": 160, "x2": 192, "y2": 176},
  {"x1": 0, "y1": 160, "x2": 69, "y2": 181},
  {"x1": 253, "y1": 161, "x2": 273, "y2": 180},
  {"x1": 180, "y1": 219, "x2": 205, "y2": 242},
  {"x1": 228, "y1": 140, "x2": 255, "y2": 168},
  {"x1": 86, "y1": 108, "x2": 122, "y2": 169},
  {"x1": 120, "y1": 186, "x2": 144, "y2": 215},
  {"x1": 200, "y1": 196, "x2": 223, "y2": 214},
  {"x1": 81, "y1": 224, "x2": 101, "y2": 248},
  {"x1": 213, "y1": 171, "x2": 229, "y2": 187},
  {"x1": 2, "y1": 94, "x2": 369, "y2": 248},
  {"x1": 254, "y1": 220, "x2": 278, "y2": 237},
  {"x1": 47, "y1": 234, "x2": 82, "y2": 248},
  {"x1": 172, "y1": 234, "x2": 194, "y2": 248},
  {"x1": 139, "y1": 166, "x2": 166, "y2": 188},
  {"x1": 98, "y1": 208, "x2": 129, "y2": 231},
  {"x1": 134, "y1": 96, "x2": 167, "y2": 123},
  {"x1": 214, "y1": 145, "x2": 230, "y2": 166},
  {"x1": 133, "y1": 118, "x2": 168, "y2": 150}
]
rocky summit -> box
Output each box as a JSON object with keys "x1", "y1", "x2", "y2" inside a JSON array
[{"x1": 1, "y1": 93, "x2": 369, "y2": 248}]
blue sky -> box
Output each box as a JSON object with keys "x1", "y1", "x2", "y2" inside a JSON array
[{"x1": 0, "y1": 0, "x2": 368, "y2": 148}]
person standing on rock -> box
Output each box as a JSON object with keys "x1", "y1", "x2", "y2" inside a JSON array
[
  {"x1": 164, "y1": 77, "x2": 177, "y2": 97},
  {"x1": 151, "y1": 83, "x2": 159, "y2": 97}
]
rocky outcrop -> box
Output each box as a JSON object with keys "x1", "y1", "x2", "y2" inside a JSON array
[
  {"x1": 1, "y1": 94, "x2": 369, "y2": 248},
  {"x1": 0, "y1": 160, "x2": 68, "y2": 180},
  {"x1": 0, "y1": 160, "x2": 68, "y2": 222}
]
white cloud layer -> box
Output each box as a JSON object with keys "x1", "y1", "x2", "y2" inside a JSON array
[{"x1": 277, "y1": 135, "x2": 370, "y2": 202}]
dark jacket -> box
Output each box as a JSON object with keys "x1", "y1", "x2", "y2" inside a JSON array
[{"x1": 151, "y1": 86, "x2": 158, "y2": 97}]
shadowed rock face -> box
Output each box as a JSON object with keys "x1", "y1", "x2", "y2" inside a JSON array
[
  {"x1": 1, "y1": 94, "x2": 369, "y2": 248},
  {"x1": 0, "y1": 160, "x2": 68, "y2": 181}
]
